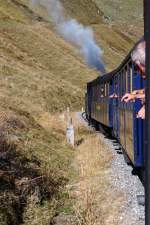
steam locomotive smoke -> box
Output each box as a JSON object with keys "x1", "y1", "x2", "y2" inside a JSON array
[{"x1": 31, "y1": 0, "x2": 106, "y2": 73}]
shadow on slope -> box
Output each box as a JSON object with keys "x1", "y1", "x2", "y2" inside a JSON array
[{"x1": 0, "y1": 109, "x2": 72, "y2": 225}]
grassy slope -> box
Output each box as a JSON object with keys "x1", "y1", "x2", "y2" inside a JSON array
[
  {"x1": 94, "y1": 0, "x2": 144, "y2": 37},
  {"x1": 59, "y1": 0, "x2": 143, "y2": 70},
  {"x1": 0, "y1": 0, "x2": 142, "y2": 116},
  {"x1": 95, "y1": 0, "x2": 143, "y2": 24},
  {"x1": 0, "y1": 0, "x2": 143, "y2": 224}
]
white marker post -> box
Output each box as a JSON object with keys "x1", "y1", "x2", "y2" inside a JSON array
[{"x1": 66, "y1": 118, "x2": 75, "y2": 147}]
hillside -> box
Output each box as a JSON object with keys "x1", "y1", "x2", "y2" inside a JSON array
[
  {"x1": 0, "y1": 0, "x2": 143, "y2": 113},
  {"x1": 95, "y1": 0, "x2": 143, "y2": 26},
  {"x1": 0, "y1": 0, "x2": 143, "y2": 224}
]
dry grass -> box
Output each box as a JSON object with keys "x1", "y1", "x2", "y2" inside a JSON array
[
  {"x1": 67, "y1": 131, "x2": 125, "y2": 225},
  {"x1": 0, "y1": 0, "x2": 143, "y2": 224},
  {"x1": 0, "y1": 108, "x2": 126, "y2": 225},
  {"x1": 0, "y1": 108, "x2": 75, "y2": 225}
]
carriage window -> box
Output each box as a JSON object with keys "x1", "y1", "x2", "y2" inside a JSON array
[
  {"x1": 109, "y1": 80, "x2": 113, "y2": 96},
  {"x1": 123, "y1": 69, "x2": 126, "y2": 95},
  {"x1": 125, "y1": 67, "x2": 128, "y2": 93},
  {"x1": 96, "y1": 84, "x2": 98, "y2": 98},
  {"x1": 107, "y1": 82, "x2": 109, "y2": 97},
  {"x1": 130, "y1": 64, "x2": 133, "y2": 92},
  {"x1": 128, "y1": 64, "x2": 131, "y2": 92},
  {"x1": 123, "y1": 70, "x2": 125, "y2": 96},
  {"x1": 104, "y1": 83, "x2": 108, "y2": 97},
  {"x1": 98, "y1": 84, "x2": 100, "y2": 99},
  {"x1": 118, "y1": 73, "x2": 121, "y2": 97},
  {"x1": 117, "y1": 73, "x2": 120, "y2": 96},
  {"x1": 121, "y1": 72, "x2": 123, "y2": 97},
  {"x1": 93, "y1": 86, "x2": 95, "y2": 100},
  {"x1": 100, "y1": 85, "x2": 104, "y2": 97},
  {"x1": 117, "y1": 73, "x2": 119, "y2": 96},
  {"x1": 97, "y1": 84, "x2": 100, "y2": 99},
  {"x1": 104, "y1": 84, "x2": 106, "y2": 97},
  {"x1": 114, "y1": 76, "x2": 118, "y2": 95},
  {"x1": 120, "y1": 72, "x2": 123, "y2": 97},
  {"x1": 94, "y1": 85, "x2": 97, "y2": 100}
]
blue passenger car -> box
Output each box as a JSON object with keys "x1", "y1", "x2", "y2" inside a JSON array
[{"x1": 86, "y1": 50, "x2": 144, "y2": 168}]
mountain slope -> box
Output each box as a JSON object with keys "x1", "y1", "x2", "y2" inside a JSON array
[
  {"x1": 0, "y1": 0, "x2": 143, "y2": 224},
  {"x1": 0, "y1": 0, "x2": 141, "y2": 116}
]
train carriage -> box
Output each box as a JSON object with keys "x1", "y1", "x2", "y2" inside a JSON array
[{"x1": 85, "y1": 47, "x2": 144, "y2": 168}]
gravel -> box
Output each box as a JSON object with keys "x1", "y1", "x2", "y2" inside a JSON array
[
  {"x1": 101, "y1": 134, "x2": 145, "y2": 225},
  {"x1": 77, "y1": 112, "x2": 145, "y2": 224}
]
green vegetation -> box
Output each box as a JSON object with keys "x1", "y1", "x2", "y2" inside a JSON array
[
  {"x1": 94, "y1": 0, "x2": 143, "y2": 25},
  {"x1": 94, "y1": 0, "x2": 143, "y2": 42}
]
